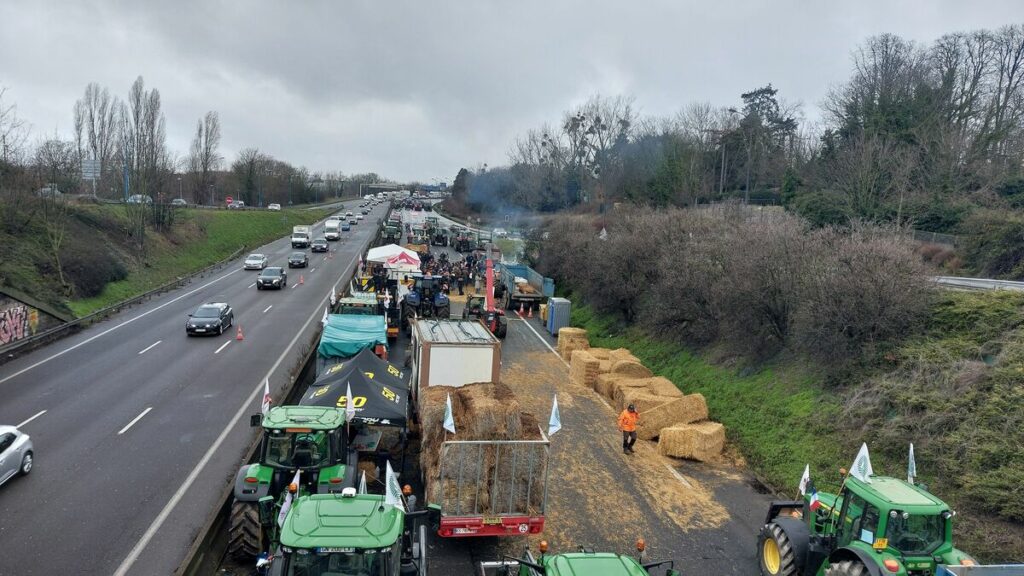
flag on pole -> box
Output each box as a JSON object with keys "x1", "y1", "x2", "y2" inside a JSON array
[
  {"x1": 809, "y1": 482, "x2": 821, "y2": 511},
  {"x1": 798, "y1": 464, "x2": 811, "y2": 496},
  {"x1": 384, "y1": 461, "x2": 405, "y2": 511},
  {"x1": 330, "y1": 286, "x2": 337, "y2": 306},
  {"x1": 908, "y1": 443, "x2": 917, "y2": 484},
  {"x1": 548, "y1": 395, "x2": 562, "y2": 436},
  {"x1": 345, "y1": 383, "x2": 357, "y2": 423},
  {"x1": 358, "y1": 470, "x2": 367, "y2": 494},
  {"x1": 442, "y1": 392, "x2": 456, "y2": 434},
  {"x1": 850, "y1": 443, "x2": 874, "y2": 483},
  {"x1": 277, "y1": 469, "x2": 301, "y2": 527},
  {"x1": 261, "y1": 379, "x2": 272, "y2": 415},
  {"x1": 321, "y1": 306, "x2": 330, "y2": 327}
]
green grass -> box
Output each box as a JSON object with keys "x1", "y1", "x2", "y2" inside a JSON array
[{"x1": 67, "y1": 208, "x2": 330, "y2": 316}]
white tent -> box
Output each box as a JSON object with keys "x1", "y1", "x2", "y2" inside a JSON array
[{"x1": 366, "y1": 244, "x2": 420, "y2": 264}]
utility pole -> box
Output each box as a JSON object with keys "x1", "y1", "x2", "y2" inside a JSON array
[{"x1": 177, "y1": 176, "x2": 182, "y2": 200}]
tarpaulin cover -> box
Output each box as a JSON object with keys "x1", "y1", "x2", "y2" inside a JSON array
[
  {"x1": 302, "y1": 348, "x2": 409, "y2": 426},
  {"x1": 367, "y1": 244, "x2": 420, "y2": 264},
  {"x1": 317, "y1": 314, "x2": 387, "y2": 359}
]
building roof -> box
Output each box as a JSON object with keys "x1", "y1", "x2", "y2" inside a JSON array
[{"x1": 415, "y1": 319, "x2": 496, "y2": 345}]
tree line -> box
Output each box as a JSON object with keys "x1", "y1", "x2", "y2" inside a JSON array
[{"x1": 458, "y1": 25, "x2": 1024, "y2": 237}]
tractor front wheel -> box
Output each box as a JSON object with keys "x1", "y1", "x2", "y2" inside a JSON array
[
  {"x1": 228, "y1": 500, "x2": 262, "y2": 560},
  {"x1": 757, "y1": 523, "x2": 799, "y2": 576},
  {"x1": 824, "y1": 560, "x2": 870, "y2": 576}
]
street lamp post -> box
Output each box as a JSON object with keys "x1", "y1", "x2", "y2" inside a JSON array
[{"x1": 177, "y1": 176, "x2": 182, "y2": 200}]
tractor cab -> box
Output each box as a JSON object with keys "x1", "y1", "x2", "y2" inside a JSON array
[
  {"x1": 265, "y1": 492, "x2": 428, "y2": 576},
  {"x1": 462, "y1": 295, "x2": 507, "y2": 339},
  {"x1": 337, "y1": 293, "x2": 380, "y2": 316},
  {"x1": 758, "y1": 475, "x2": 976, "y2": 576},
  {"x1": 402, "y1": 274, "x2": 450, "y2": 327},
  {"x1": 481, "y1": 541, "x2": 679, "y2": 576}
]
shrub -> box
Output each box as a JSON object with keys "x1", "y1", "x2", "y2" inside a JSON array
[
  {"x1": 791, "y1": 189, "x2": 851, "y2": 227},
  {"x1": 957, "y1": 210, "x2": 1024, "y2": 278},
  {"x1": 61, "y1": 242, "x2": 128, "y2": 298}
]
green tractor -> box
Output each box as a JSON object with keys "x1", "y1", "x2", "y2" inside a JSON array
[
  {"x1": 229, "y1": 406, "x2": 357, "y2": 559},
  {"x1": 261, "y1": 491, "x2": 429, "y2": 576},
  {"x1": 481, "y1": 540, "x2": 680, "y2": 576},
  {"x1": 758, "y1": 475, "x2": 976, "y2": 576},
  {"x1": 382, "y1": 224, "x2": 402, "y2": 245}
]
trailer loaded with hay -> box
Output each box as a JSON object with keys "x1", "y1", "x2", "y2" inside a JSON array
[{"x1": 410, "y1": 319, "x2": 550, "y2": 538}]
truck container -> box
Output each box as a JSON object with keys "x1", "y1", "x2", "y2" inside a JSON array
[
  {"x1": 410, "y1": 319, "x2": 499, "y2": 394},
  {"x1": 291, "y1": 225, "x2": 312, "y2": 248},
  {"x1": 496, "y1": 263, "x2": 555, "y2": 311}
]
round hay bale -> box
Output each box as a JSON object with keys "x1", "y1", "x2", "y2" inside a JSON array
[{"x1": 611, "y1": 360, "x2": 652, "y2": 379}]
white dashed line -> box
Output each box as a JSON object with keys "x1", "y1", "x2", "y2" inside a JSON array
[
  {"x1": 248, "y1": 282, "x2": 256, "y2": 288},
  {"x1": 138, "y1": 341, "x2": 162, "y2": 355},
  {"x1": 214, "y1": 341, "x2": 231, "y2": 354},
  {"x1": 17, "y1": 410, "x2": 47, "y2": 428},
  {"x1": 263, "y1": 305, "x2": 273, "y2": 313},
  {"x1": 118, "y1": 407, "x2": 153, "y2": 435}
]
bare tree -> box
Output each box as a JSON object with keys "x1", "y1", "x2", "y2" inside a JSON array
[
  {"x1": 0, "y1": 86, "x2": 29, "y2": 168},
  {"x1": 118, "y1": 76, "x2": 170, "y2": 251},
  {"x1": 33, "y1": 138, "x2": 77, "y2": 291},
  {"x1": 187, "y1": 111, "x2": 222, "y2": 204},
  {"x1": 73, "y1": 83, "x2": 119, "y2": 197}
]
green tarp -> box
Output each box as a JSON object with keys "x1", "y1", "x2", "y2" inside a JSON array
[{"x1": 317, "y1": 314, "x2": 388, "y2": 359}]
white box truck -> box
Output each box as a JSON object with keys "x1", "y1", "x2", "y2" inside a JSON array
[
  {"x1": 291, "y1": 225, "x2": 311, "y2": 248},
  {"x1": 324, "y1": 219, "x2": 341, "y2": 240}
]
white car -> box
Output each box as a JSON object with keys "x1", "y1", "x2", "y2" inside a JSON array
[
  {"x1": 0, "y1": 426, "x2": 33, "y2": 487},
  {"x1": 267, "y1": 203, "x2": 281, "y2": 211},
  {"x1": 346, "y1": 211, "x2": 354, "y2": 217},
  {"x1": 244, "y1": 253, "x2": 268, "y2": 270},
  {"x1": 356, "y1": 214, "x2": 364, "y2": 220}
]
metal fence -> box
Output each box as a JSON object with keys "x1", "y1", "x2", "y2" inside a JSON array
[{"x1": 436, "y1": 439, "x2": 550, "y2": 517}]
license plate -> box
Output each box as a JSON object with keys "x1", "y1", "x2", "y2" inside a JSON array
[
  {"x1": 482, "y1": 517, "x2": 502, "y2": 525},
  {"x1": 453, "y1": 528, "x2": 475, "y2": 535},
  {"x1": 194, "y1": 328, "x2": 206, "y2": 333}
]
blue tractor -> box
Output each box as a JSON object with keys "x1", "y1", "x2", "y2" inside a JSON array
[{"x1": 402, "y1": 274, "x2": 450, "y2": 331}]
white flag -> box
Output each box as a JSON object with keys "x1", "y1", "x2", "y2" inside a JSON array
[
  {"x1": 358, "y1": 470, "x2": 367, "y2": 494},
  {"x1": 443, "y1": 392, "x2": 456, "y2": 434},
  {"x1": 799, "y1": 464, "x2": 811, "y2": 496},
  {"x1": 547, "y1": 395, "x2": 562, "y2": 436},
  {"x1": 261, "y1": 379, "x2": 272, "y2": 415},
  {"x1": 384, "y1": 461, "x2": 405, "y2": 511},
  {"x1": 277, "y1": 469, "x2": 301, "y2": 527},
  {"x1": 345, "y1": 383, "x2": 357, "y2": 423},
  {"x1": 321, "y1": 306, "x2": 330, "y2": 327},
  {"x1": 908, "y1": 443, "x2": 917, "y2": 484},
  {"x1": 850, "y1": 443, "x2": 874, "y2": 483},
  {"x1": 330, "y1": 286, "x2": 337, "y2": 306}
]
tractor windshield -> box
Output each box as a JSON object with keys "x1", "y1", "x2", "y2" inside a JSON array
[
  {"x1": 285, "y1": 546, "x2": 397, "y2": 576},
  {"x1": 884, "y1": 513, "x2": 945, "y2": 555},
  {"x1": 264, "y1": 430, "x2": 332, "y2": 470}
]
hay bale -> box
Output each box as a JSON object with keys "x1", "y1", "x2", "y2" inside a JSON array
[
  {"x1": 598, "y1": 360, "x2": 613, "y2": 373},
  {"x1": 609, "y1": 348, "x2": 640, "y2": 364},
  {"x1": 644, "y1": 377, "x2": 683, "y2": 398},
  {"x1": 636, "y1": 394, "x2": 709, "y2": 440},
  {"x1": 618, "y1": 390, "x2": 673, "y2": 414},
  {"x1": 569, "y1": 350, "x2": 600, "y2": 389},
  {"x1": 611, "y1": 360, "x2": 652, "y2": 379},
  {"x1": 357, "y1": 460, "x2": 378, "y2": 483},
  {"x1": 557, "y1": 327, "x2": 589, "y2": 360},
  {"x1": 609, "y1": 378, "x2": 653, "y2": 405},
  {"x1": 611, "y1": 377, "x2": 682, "y2": 409},
  {"x1": 657, "y1": 422, "x2": 725, "y2": 461},
  {"x1": 587, "y1": 348, "x2": 612, "y2": 360}
]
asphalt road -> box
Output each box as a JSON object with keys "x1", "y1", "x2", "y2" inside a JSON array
[{"x1": 0, "y1": 200, "x2": 386, "y2": 575}]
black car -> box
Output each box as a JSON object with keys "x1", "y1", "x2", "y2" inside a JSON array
[
  {"x1": 361, "y1": 209, "x2": 370, "y2": 215},
  {"x1": 288, "y1": 251, "x2": 308, "y2": 268},
  {"x1": 186, "y1": 302, "x2": 234, "y2": 336},
  {"x1": 311, "y1": 238, "x2": 329, "y2": 253},
  {"x1": 256, "y1": 267, "x2": 288, "y2": 290}
]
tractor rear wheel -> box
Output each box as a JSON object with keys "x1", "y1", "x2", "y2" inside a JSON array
[
  {"x1": 757, "y1": 523, "x2": 799, "y2": 576},
  {"x1": 824, "y1": 560, "x2": 870, "y2": 576},
  {"x1": 227, "y1": 500, "x2": 262, "y2": 560}
]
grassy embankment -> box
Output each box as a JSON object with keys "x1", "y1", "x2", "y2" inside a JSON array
[{"x1": 570, "y1": 290, "x2": 1024, "y2": 563}]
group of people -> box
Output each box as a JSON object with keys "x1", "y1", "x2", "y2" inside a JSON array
[{"x1": 415, "y1": 251, "x2": 483, "y2": 296}]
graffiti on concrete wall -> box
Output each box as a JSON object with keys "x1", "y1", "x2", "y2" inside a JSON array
[{"x1": 0, "y1": 303, "x2": 40, "y2": 346}]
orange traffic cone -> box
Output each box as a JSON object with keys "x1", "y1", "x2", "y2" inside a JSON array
[
  {"x1": 527, "y1": 305, "x2": 533, "y2": 319},
  {"x1": 236, "y1": 325, "x2": 244, "y2": 340},
  {"x1": 299, "y1": 275, "x2": 305, "y2": 285},
  {"x1": 518, "y1": 302, "x2": 524, "y2": 315}
]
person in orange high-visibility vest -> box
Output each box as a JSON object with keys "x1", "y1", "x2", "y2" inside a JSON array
[{"x1": 618, "y1": 404, "x2": 639, "y2": 454}]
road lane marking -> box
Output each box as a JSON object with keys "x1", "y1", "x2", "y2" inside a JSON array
[
  {"x1": 17, "y1": 410, "x2": 46, "y2": 428},
  {"x1": 138, "y1": 341, "x2": 162, "y2": 355},
  {"x1": 118, "y1": 407, "x2": 153, "y2": 435},
  {"x1": 263, "y1": 305, "x2": 273, "y2": 313},
  {"x1": 291, "y1": 283, "x2": 299, "y2": 289},
  {"x1": 0, "y1": 267, "x2": 242, "y2": 386},
  {"x1": 113, "y1": 253, "x2": 360, "y2": 576},
  {"x1": 214, "y1": 341, "x2": 231, "y2": 354},
  {"x1": 310, "y1": 267, "x2": 316, "y2": 272},
  {"x1": 248, "y1": 282, "x2": 256, "y2": 288}
]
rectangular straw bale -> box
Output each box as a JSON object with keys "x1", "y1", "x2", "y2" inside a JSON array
[
  {"x1": 610, "y1": 360, "x2": 653, "y2": 379},
  {"x1": 636, "y1": 394, "x2": 709, "y2": 440},
  {"x1": 610, "y1": 378, "x2": 656, "y2": 407},
  {"x1": 657, "y1": 422, "x2": 725, "y2": 461},
  {"x1": 618, "y1": 390, "x2": 672, "y2": 414},
  {"x1": 556, "y1": 328, "x2": 589, "y2": 360},
  {"x1": 643, "y1": 376, "x2": 684, "y2": 398},
  {"x1": 598, "y1": 360, "x2": 613, "y2": 374},
  {"x1": 569, "y1": 350, "x2": 600, "y2": 388},
  {"x1": 595, "y1": 373, "x2": 626, "y2": 398},
  {"x1": 587, "y1": 347, "x2": 611, "y2": 360},
  {"x1": 609, "y1": 348, "x2": 640, "y2": 364}
]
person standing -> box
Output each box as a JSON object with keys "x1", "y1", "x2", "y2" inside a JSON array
[
  {"x1": 457, "y1": 267, "x2": 465, "y2": 296},
  {"x1": 618, "y1": 404, "x2": 639, "y2": 454}
]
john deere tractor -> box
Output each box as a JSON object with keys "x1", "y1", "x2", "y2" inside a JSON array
[
  {"x1": 229, "y1": 406, "x2": 357, "y2": 560},
  {"x1": 462, "y1": 295, "x2": 507, "y2": 338},
  {"x1": 261, "y1": 490, "x2": 430, "y2": 576},
  {"x1": 757, "y1": 474, "x2": 976, "y2": 576},
  {"x1": 481, "y1": 540, "x2": 680, "y2": 576},
  {"x1": 383, "y1": 224, "x2": 402, "y2": 244}
]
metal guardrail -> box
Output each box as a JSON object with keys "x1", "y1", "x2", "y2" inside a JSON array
[
  {"x1": 933, "y1": 276, "x2": 1024, "y2": 292},
  {"x1": 0, "y1": 247, "x2": 245, "y2": 363}
]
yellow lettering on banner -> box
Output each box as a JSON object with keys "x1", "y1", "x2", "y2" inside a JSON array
[
  {"x1": 381, "y1": 387, "x2": 397, "y2": 402},
  {"x1": 312, "y1": 387, "x2": 329, "y2": 398},
  {"x1": 387, "y1": 365, "x2": 401, "y2": 377},
  {"x1": 336, "y1": 396, "x2": 368, "y2": 408}
]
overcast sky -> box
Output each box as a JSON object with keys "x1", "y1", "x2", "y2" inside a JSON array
[{"x1": 1, "y1": 1, "x2": 1020, "y2": 182}]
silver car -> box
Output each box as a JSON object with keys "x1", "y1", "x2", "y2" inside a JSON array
[
  {"x1": 244, "y1": 253, "x2": 268, "y2": 270},
  {"x1": 0, "y1": 425, "x2": 33, "y2": 487}
]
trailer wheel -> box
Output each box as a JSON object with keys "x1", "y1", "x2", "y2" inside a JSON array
[
  {"x1": 757, "y1": 522, "x2": 799, "y2": 576},
  {"x1": 495, "y1": 320, "x2": 508, "y2": 339},
  {"x1": 824, "y1": 560, "x2": 870, "y2": 576},
  {"x1": 227, "y1": 500, "x2": 262, "y2": 560}
]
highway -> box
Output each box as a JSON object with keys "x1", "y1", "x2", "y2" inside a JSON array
[{"x1": 0, "y1": 199, "x2": 386, "y2": 575}]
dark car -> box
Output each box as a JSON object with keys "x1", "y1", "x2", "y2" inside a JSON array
[
  {"x1": 361, "y1": 209, "x2": 369, "y2": 215},
  {"x1": 341, "y1": 223, "x2": 351, "y2": 231},
  {"x1": 288, "y1": 251, "x2": 308, "y2": 268},
  {"x1": 256, "y1": 267, "x2": 287, "y2": 290},
  {"x1": 186, "y1": 302, "x2": 234, "y2": 336},
  {"x1": 311, "y1": 238, "x2": 329, "y2": 253}
]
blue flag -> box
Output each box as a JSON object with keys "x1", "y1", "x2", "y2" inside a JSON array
[{"x1": 548, "y1": 395, "x2": 561, "y2": 436}]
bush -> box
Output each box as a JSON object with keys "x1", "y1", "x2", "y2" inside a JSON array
[
  {"x1": 61, "y1": 242, "x2": 128, "y2": 298},
  {"x1": 791, "y1": 190, "x2": 851, "y2": 227},
  {"x1": 957, "y1": 210, "x2": 1024, "y2": 278}
]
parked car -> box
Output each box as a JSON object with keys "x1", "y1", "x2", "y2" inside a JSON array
[
  {"x1": 228, "y1": 200, "x2": 246, "y2": 209},
  {"x1": 186, "y1": 302, "x2": 234, "y2": 336},
  {"x1": 267, "y1": 203, "x2": 281, "y2": 211},
  {"x1": 170, "y1": 198, "x2": 188, "y2": 206},
  {"x1": 346, "y1": 211, "x2": 354, "y2": 217},
  {"x1": 287, "y1": 251, "x2": 308, "y2": 268},
  {"x1": 0, "y1": 426, "x2": 33, "y2": 488},
  {"x1": 256, "y1": 267, "x2": 287, "y2": 290},
  {"x1": 244, "y1": 253, "x2": 268, "y2": 270},
  {"x1": 127, "y1": 194, "x2": 153, "y2": 204},
  {"x1": 311, "y1": 238, "x2": 329, "y2": 253}
]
